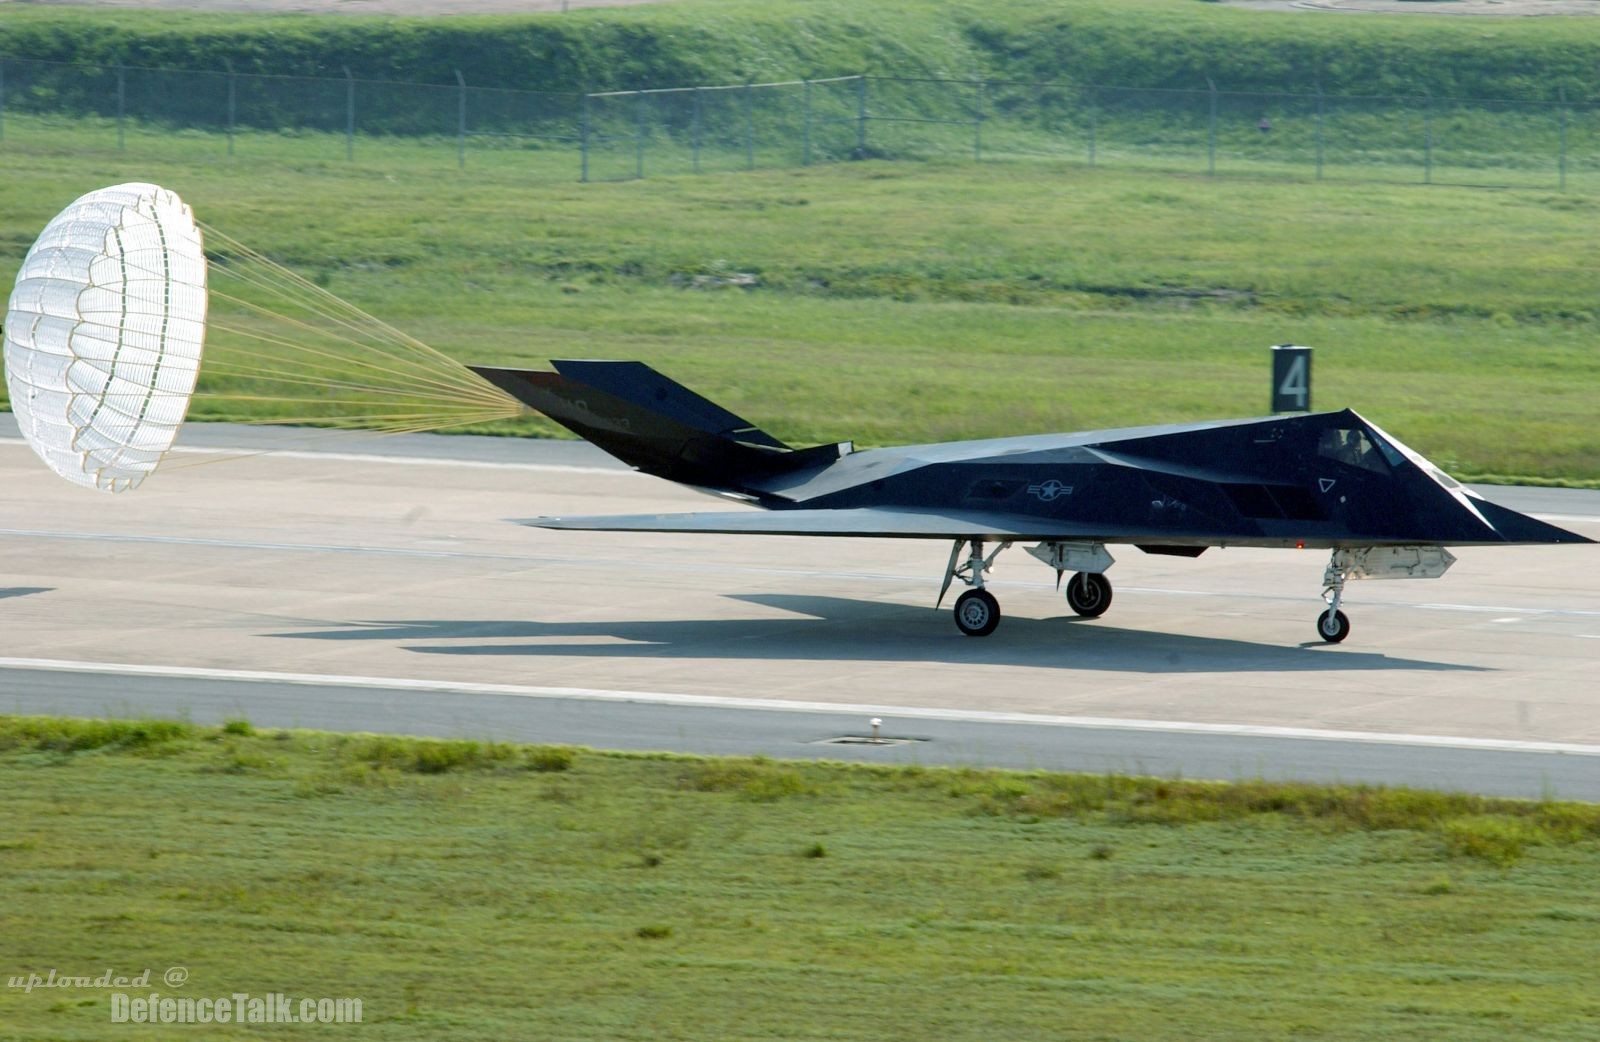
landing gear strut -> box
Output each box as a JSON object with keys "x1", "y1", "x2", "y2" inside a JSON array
[{"x1": 1319, "y1": 552, "x2": 1353, "y2": 643}]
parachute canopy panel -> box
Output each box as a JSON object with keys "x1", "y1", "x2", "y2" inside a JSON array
[{"x1": 4, "y1": 182, "x2": 206, "y2": 492}]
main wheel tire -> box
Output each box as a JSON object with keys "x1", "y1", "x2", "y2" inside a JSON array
[
  {"x1": 953, "y1": 589, "x2": 1001, "y2": 637},
  {"x1": 1065, "y1": 572, "x2": 1113, "y2": 618},
  {"x1": 1316, "y1": 608, "x2": 1350, "y2": 644}
]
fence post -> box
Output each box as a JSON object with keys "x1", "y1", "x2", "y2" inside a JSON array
[
  {"x1": 223, "y1": 58, "x2": 236, "y2": 157},
  {"x1": 1087, "y1": 85, "x2": 1096, "y2": 167},
  {"x1": 455, "y1": 69, "x2": 466, "y2": 170},
  {"x1": 579, "y1": 90, "x2": 590, "y2": 183},
  {"x1": 744, "y1": 81, "x2": 754, "y2": 171},
  {"x1": 1315, "y1": 82, "x2": 1324, "y2": 181},
  {"x1": 1206, "y1": 76, "x2": 1217, "y2": 176},
  {"x1": 802, "y1": 78, "x2": 812, "y2": 166},
  {"x1": 116, "y1": 61, "x2": 126, "y2": 151},
  {"x1": 973, "y1": 78, "x2": 985, "y2": 162},
  {"x1": 1423, "y1": 92, "x2": 1432, "y2": 185},
  {"x1": 692, "y1": 86, "x2": 703, "y2": 173},
  {"x1": 634, "y1": 89, "x2": 646, "y2": 179},
  {"x1": 1, "y1": 58, "x2": 7, "y2": 144},
  {"x1": 855, "y1": 74, "x2": 868, "y2": 158},
  {"x1": 343, "y1": 65, "x2": 355, "y2": 161},
  {"x1": 1558, "y1": 88, "x2": 1568, "y2": 191}
]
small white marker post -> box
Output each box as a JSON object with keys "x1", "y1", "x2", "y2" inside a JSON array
[{"x1": 870, "y1": 718, "x2": 883, "y2": 743}]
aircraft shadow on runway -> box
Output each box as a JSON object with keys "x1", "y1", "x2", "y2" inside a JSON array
[
  {"x1": 269, "y1": 593, "x2": 1484, "y2": 674},
  {"x1": 0, "y1": 587, "x2": 52, "y2": 601}
]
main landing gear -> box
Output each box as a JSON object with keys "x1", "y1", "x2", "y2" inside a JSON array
[
  {"x1": 938, "y1": 538, "x2": 1117, "y2": 637},
  {"x1": 940, "y1": 539, "x2": 1010, "y2": 637}
]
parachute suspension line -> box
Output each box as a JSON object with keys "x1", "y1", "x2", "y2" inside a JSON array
[
  {"x1": 201, "y1": 222, "x2": 477, "y2": 377},
  {"x1": 200, "y1": 226, "x2": 492, "y2": 394},
  {"x1": 204, "y1": 317, "x2": 509, "y2": 408},
  {"x1": 206, "y1": 270, "x2": 491, "y2": 399},
  {"x1": 204, "y1": 281, "x2": 511, "y2": 405},
  {"x1": 197, "y1": 358, "x2": 496, "y2": 403},
  {"x1": 208, "y1": 249, "x2": 434, "y2": 364},
  {"x1": 189, "y1": 228, "x2": 521, "y2": 432},
  {"x1": 207, "y1": 280, "x2": 494, "y2": 401},
  {"x1": 185, "y1": 394, "x2": 507, "y2": 407}
]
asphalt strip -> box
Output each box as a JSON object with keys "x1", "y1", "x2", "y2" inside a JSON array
[{"x1": 4, "y1": 656, "x2": 1598, "y2": 758}]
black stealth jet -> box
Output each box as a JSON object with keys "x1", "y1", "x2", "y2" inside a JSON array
[{"x1": 472, "y1": 360, "x2": 1592, "y2": 644}]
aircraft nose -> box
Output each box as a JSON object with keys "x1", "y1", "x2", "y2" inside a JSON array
[{"x1": 1472, "y1": 497, "x2": 1596, "y2": 544}]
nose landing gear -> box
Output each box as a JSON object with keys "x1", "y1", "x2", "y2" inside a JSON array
[{"x1": 1316, "y1": 546, "x2": 1455, "y2": 644}]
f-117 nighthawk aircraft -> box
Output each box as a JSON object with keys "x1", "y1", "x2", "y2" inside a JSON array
[{"x1": 473, "y1": 360, "x2": 1591, "y2": 644}]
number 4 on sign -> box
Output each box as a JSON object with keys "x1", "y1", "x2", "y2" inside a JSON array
[
  {"x1": 1271, "y1": 345, "x2": 1312, "y2": 413},
  {"x1": 1279, "y1": 355, "x2": 1308, "y2": 409}
]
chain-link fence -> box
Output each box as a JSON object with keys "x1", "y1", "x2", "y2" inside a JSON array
[{"x1": 1, "y1": 56, "x2": 1593, "y2": 189}]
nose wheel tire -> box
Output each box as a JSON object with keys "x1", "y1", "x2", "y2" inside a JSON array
[
  {"x1": 1065, "y1": 572, "x2": 1113, "y2": 618},
  {"x1": 954, "y1": 589, "x2": 1001, "y2": 637},
  {"x1": 1316, "y1": 608, "x2": 1350, "y2": 644}
]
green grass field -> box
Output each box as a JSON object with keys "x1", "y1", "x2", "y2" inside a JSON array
[
  {"x1": 3, "y1": 124, "x2": 1597, "y2": 483},
  {"x1": 2, "y1": 716, "x2": 1598, "y2": 1041}
]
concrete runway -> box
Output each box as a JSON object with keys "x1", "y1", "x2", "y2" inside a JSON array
[{"x1": 3, "y1": 417, "x2": 1599, "y2": 797}]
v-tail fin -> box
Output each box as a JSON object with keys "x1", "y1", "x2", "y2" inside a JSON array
[{"x1": 470, "y1": 360, "x2": 846, "y2": 497}]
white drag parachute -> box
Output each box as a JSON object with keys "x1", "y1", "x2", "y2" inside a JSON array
[{"x1": 4, "y1": 182, "x2": 206, "y2": 492}]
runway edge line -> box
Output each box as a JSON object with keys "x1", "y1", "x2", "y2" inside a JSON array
[{"x1": 3, "y1": 656, "x2": 1598, "y2": 757}]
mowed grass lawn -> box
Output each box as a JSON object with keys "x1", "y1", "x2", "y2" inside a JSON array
[
  {"x1": 1, "y1": 717, "x2": 1599, "y2": 1041},
  {"x1": 0, "y1": 128, "x2": 1597, "y2": 480}
]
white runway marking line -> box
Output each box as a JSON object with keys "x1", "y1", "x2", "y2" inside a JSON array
[{"x1": 5, "y1": 656, "x2": 1600, "y2": 757}]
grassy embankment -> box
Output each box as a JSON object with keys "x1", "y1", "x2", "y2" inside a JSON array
[
  {"x1": 1, "y1": 715, "x2": 1598, "y2": 1040},
  {"x1": 7, "y1": 0, "x2": 1600, "y2": 99},
  {"x1": 6, "y1": 0, "x2": 1600, "y2": 175}
]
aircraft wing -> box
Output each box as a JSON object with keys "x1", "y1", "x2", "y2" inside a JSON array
[{"x1": 515, "y1": 507, "x2": 1121, "y2": 541}]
